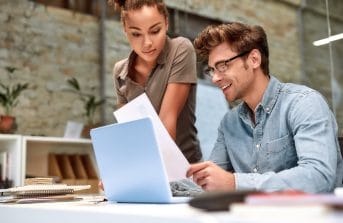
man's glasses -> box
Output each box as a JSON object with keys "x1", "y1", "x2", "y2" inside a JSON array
[{"x1": 204, "y1": 51, "x2": 250, "y2": 78}]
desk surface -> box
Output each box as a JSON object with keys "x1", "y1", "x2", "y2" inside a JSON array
[
  {"x1": 1, "y1": 201, "x2": 224, "y2": 223},
  {"x1": 1, "y1": 197, "x2": 342, "y2": 223}
]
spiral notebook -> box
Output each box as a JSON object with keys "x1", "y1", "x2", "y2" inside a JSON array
[
  {"x1": 0, "y1": 184, "x2": 90, "y2": 203},
  {"x1": 0, "y1": 184, "x2": 90, "y2": 197}
]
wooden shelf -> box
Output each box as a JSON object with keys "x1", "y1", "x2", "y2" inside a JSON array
[{"x1": 23, "y1": 136, "x2": 97, "y2": 182}]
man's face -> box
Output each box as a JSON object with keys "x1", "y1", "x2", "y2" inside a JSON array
[{"x1": 208, "y1": 42, "x2": 254, "y2": 103}]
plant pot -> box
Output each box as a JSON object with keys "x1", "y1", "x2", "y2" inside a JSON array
[
  {"x1": 0, "y1": 115, "x2": 17, "y2": 134},
  {"x1": 81, "y1": 123, "x2": 101, "y2": 139}
]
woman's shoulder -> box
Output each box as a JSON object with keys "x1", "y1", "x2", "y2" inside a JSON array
[
  {"x1": 169, "y1": 36, "x2": 194, "y2": 49},
  {"x1": 113, "y1": 58, "x2": 129, "y2": 78}
]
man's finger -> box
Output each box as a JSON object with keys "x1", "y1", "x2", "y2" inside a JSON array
[{"x1": 187, "y1": 161, "x2": 212, "y2": 177}]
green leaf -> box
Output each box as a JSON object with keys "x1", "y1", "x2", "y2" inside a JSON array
[
  {"x1": 66, "y1": 77, "x2": 81, "y2": 91},
  {"x1": 0, "y1": 83, "x2": 29, "y2": 115},
  {"x1": 5, "y1": 66, "x2": 16, "y2": 73},
  {"x1": 65, "y1": 77, "x2": 107, "y2": 124}
]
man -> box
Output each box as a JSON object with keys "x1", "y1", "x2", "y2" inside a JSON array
[{"x1": 187, "y1": 22, "x2": 343, "y2": 193}]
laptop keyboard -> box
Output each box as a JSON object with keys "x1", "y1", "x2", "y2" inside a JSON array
[{"x1": 170, "y1": 179, "x2": 203, "y2": 197}]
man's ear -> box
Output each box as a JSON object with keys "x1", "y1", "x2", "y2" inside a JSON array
[{"x1": 249, "y1": 49, "x2": 262, "y2": 69}]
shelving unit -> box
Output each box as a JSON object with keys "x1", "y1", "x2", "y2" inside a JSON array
[
  {"x1": 0, "y1": 134, "x2": 99, "y2": 188},
  {"x1": 22, "y1": 136, "x2": 97, "y2": 183},
  {"x1": 0, "y1": 134, "x2": 22, "y2": 186}
]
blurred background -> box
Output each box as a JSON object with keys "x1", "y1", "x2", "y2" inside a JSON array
[{"x1": 0, "y1": 0, "x2": 342, "y2": 158}]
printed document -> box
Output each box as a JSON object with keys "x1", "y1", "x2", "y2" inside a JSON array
[{"x1": 113, "y1": 93, "x2": 190, "y2": 182}]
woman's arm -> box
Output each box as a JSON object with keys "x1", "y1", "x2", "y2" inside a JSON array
[
  {"x1": 159, "y1": 83, "x2": 191, "y2": 140},
  {"x1": 158, "y1": 37, "x2": 197, "y2": 140}
]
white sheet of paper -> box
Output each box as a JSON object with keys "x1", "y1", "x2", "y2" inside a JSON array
[
  {"x1": 63, "y1": 121, "x2": 84, "y2": 139},
  {"x1": 113, "y1": 93, "x2": 190, "y2": 182}
]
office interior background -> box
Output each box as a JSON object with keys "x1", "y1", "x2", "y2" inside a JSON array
[{"x1": 0, "y1": 0, "x2": 342, "y2": 144}]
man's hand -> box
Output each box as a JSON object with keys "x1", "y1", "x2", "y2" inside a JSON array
[{"x1": 186, "y1": 161, "x2": 235, "y2": 191}]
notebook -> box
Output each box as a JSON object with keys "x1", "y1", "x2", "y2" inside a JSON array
[
  {"x1": 0, "y1": 184, "x2": 91, "y2": 197},
  {"x1": 0, "y1": 184, "x2": 90, "y2": 203},
  {"x1": 90, "y1": 117, "x2": 190, "y2": 203}
]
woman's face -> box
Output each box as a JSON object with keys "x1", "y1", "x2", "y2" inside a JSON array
[{"x1": 124, "y1": 5, "x2": 168, "y2": 65}]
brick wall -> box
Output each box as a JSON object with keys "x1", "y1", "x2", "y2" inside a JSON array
[
  {"x1": 0, "y1": 0, "x2": 342, "y2": 136},
  {"x1": 0, "y1": 0, "x2": 129, "y2": 136}
]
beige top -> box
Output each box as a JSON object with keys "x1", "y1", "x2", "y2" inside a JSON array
[{"x1": 113, "y1": 36, "x2": 202, "y2": 163}]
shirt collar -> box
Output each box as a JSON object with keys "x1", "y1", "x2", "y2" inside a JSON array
[
  {"x1": 239, "y1": 75, "x2": 282, "y2": 115},
  {"x1": 260, "y1": 76, "x2": 282, "y2": 114}
]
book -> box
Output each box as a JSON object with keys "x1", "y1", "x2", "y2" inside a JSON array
[
  {"x1": 229, "y1": 203, "x2": 330, "y2": 220},
  {"x1": 56, "y1": 154, "x2": 76, "y2": 182},
  {"x1": 48, "y1": 153, "x2": 63, "y2": 181},
  {"x1": 70, "y1": 154, "x2": 88, "y2": 179},
  {"x1": 80, "y1": 154, "x2": 98, "y2": 179},
  {"x1": 244, "y1": 190, "x2": 343, "y2": 209},
  {"x1": 229, "y1": 191, "x2": 336, "y2": 221},
  {"x1": 24, "y1": 177, "x2": 54, "y2": 185},
  {"x1": 15, "y1": 194, "x2": 80, "y2": 204},
  {"x1": 47, "y1": 153, "x2": 98, "y2": 194},
  {"x1": 0, "y1": 151, "x2": 8, "y2": 181}
]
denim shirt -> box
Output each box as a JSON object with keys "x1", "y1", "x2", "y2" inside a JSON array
[{"x1": 209, "y1": 76, "x2": 343, "y2": 193}]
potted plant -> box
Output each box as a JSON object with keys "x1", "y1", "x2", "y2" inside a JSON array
[
  {"x1": 0, "y1": 67, "x2": 29, "y2": 134},
  {"x1": 65, "y1": 77, "x2": 105, "y2": 138}
]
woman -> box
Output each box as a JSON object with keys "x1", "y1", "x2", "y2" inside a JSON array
[{"x1": 109, "y1": 0, "x2": 202, "y2": 163}]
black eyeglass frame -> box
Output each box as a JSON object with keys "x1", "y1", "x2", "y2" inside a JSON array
[{"x1": 205, "y1": 50, "x2": 250, "y2": 78}]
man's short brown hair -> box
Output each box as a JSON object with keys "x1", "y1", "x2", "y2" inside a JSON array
[{"x1": 194, "y1": 22, "x2": 269, "y2": 76}]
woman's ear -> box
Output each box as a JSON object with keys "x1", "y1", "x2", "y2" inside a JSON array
[
  {"x1": 165, "y1": 18, "x2": 169, "y2": 33},
  {"x1": 123, "y1": 21, "x2": 128, "y2": 34}
]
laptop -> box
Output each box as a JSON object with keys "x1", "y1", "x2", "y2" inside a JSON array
[{"x1": 90, "y1": 117, "x2": 190, "y2": 203}]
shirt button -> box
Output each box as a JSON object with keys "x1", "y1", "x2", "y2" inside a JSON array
[
  {"x1": 256, "y1": 144, "x2": 260, "y2": 149},
  {"x1": 253, "y1": 168, "x2": 258, "y2": 173},
  {"x1": 266, "y1": 107, "x2": 270, "y2": 112}
]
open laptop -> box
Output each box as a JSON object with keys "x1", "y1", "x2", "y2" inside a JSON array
[{"x1": 90, "y1": 117, "x2": 190, "y2": 203}]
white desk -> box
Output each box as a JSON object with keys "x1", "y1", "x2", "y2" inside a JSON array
[
  {"x1": 0, "y1": 201, "x2": 234, "y2": 223},
  {"x1": 1, "y1": 199, "x2": 342, "y2": 223}
]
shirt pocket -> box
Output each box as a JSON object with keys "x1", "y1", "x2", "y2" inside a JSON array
[{"x1": 265, "y1": 134, "x2": 297, "y2": 172}]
